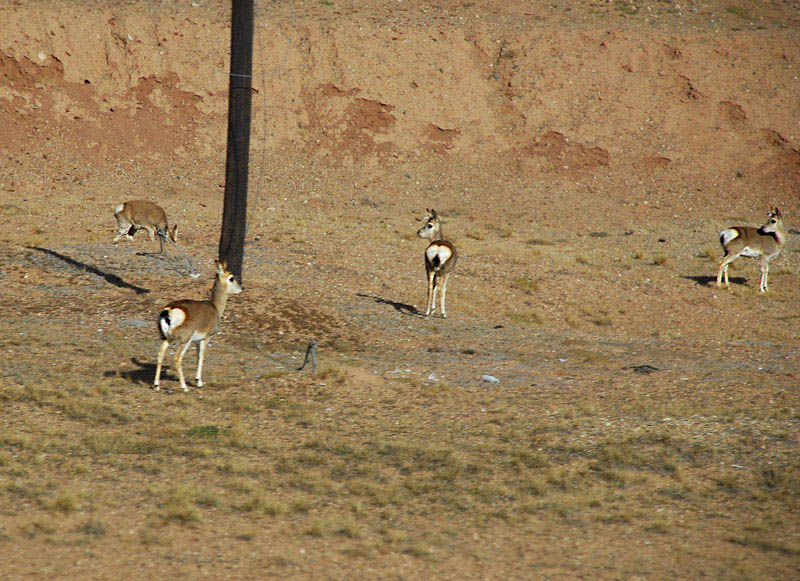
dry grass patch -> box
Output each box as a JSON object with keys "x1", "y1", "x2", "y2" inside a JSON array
[
  {"x1": 568, "y1": 348, "x2": 611, "y2": 364},
  {"x1": 698, "y1": 244, "x2": 719, "y2": 261},
  {"x1": 161, "y1": 485, "x2": 202, "y2": 524},
  {"x1": 2, "y1": 339, "x2": 798, "y2": 574},
  {"x1": 580, "y1": 307, "x2": 612, "y2": 327},
  {"x1": 77, "y1": 516, "x2": 107, "y2": 537},
  {"x1": 505, "y1": 310, "x2": 542, "y2": 325},
  {"x1": 525, "y1": 238, "x2": 556, "y2": 246},
  {"x1": 511, "y1": 276, "x2": 538, "y2": 295},
  {"x1": 49, "y1": 491, "x2": 80, "y2": 514},
  {"x1": 236, "y1": 493, "x2": 289, "y2": 516}
]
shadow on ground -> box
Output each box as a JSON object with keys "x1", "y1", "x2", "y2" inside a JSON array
[
  {"x1": 683, "y1": 275, "x2": 746, "y2": 287},
  {"x1": 106, "y1": 357, "x2": 162, "y2": 386},
  {"x1": 28, "y1": 246, "x2": 150, "y2": 294},
  {"x1": 357, "y1": 293, "x2": 420, "y2": 316}
]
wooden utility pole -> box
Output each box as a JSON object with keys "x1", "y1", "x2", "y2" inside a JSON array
[{"x1": 218, "y1": 0, "x2": 254, "y2": 282}]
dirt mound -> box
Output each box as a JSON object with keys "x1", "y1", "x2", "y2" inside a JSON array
[{"x1": 228, "y1": 286, "x2": 364, "y2": 352}]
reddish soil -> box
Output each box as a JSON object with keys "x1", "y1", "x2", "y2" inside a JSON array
[{"x1": 1, "y1": 1, "x2": 799, "y2": 579}]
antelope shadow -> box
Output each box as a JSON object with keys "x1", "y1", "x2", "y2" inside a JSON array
[
  {"x1": 683, "y1": 274, "x2": 747, "y2": 287},
  {"x1": 105, "y1": 358, "x2": 162, "y2": 386},
  {"x1": 356, "y1": 293, "x2": 420, "y2": 316}
]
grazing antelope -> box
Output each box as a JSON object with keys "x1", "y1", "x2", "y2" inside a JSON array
[
  {"x1": 154, "y1": 260, "x2": 242, "y2": 392},
  {"x1": 717, "y1": 207, "x2": 786, "y2": 293},
  {"x1": 417, "y1": 208, "x2": 457, "y2": 318},
  {"x1": 113, "y1": 200, "x2": 178, "y2": 253}
]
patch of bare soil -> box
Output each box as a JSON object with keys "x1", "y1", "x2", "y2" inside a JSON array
[{"x1": 1, "y1": 1, "x2": 799, "y2": 579}]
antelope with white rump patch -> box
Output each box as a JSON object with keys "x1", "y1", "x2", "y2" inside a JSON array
[
  {"x1": 154, "y1": 260, "x2": 242, "y2": 392},
  {"x1": 113, "y1": 200, "x2": 178, "y2": 253},
  {"x1": 417, "y1": 208, "x2": 457, "y2": 318},
  {"x1": 716, "y1": 207, "x2": 786, "y2": 293}
]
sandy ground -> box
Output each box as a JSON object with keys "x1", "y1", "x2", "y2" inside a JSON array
[{"x1": 1, "y1": 1, "x2": 799, "y2": 578}]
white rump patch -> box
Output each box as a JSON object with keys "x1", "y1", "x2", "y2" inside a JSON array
[
  {"x1": 740, "y1": 246, "x2": 761, "y2": 258},
  {"x1": 114, "y1": 203, "x2": 125, "y2": 216},
  {"x1": 426, "y1": 245, "x2": 453, "y2": 268},
  {"x1": 159, "y1": 307, "x2": 186, "y2": 338},
  {"x1": 719, "y1": 229, "x2": 739, "y2": 245}
]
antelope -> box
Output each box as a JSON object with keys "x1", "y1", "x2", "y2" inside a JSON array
[
  {"x1": 716, "y1": 207, "x2": 786, "y2": 293},
  {"x1": 154, "y1": 260, "x2": 242, "y2": 392},
  {"x1": 417, "y1": 208, "x2": 457, "y2": 318},
  {"x1": 113, "y1": 200, "x2": 178, "y2": 253}
]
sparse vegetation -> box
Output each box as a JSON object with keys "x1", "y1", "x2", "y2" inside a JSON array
[
  {"x1": 1, "y1": 1, "x2": 799, "y2": 578},
  {"x1": 77, "y1": 517, "x2": 107, "y2": 537},
  {"x1": 511, "y1": 276, "x2": 538, "y2": 294},
  {"x1": 50, "y1": 492, "x2": 79, "y2": 514},
  {"x1": 699, "y1": 244, "x2": 718, "y2": 261},
  {"x1": 161, "y1": 486, "x2": 201, "y2": 524},
  {"x1": 505, "y1": 310, "x2": 542, "y2": 325},
  {"x1": 725, "y1": 5, "x2": 749, "y2": 18},
  {"x1": 525, "y1": 238, "x2": 555, "y2": 246}
]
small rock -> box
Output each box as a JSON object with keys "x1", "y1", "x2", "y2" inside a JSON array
[
  {"x1": 481, "y1": 374, "x2": 500, "y2": 384},
  {"x1": 627, "y1": 364, "x2": 659, "y2": 374}
]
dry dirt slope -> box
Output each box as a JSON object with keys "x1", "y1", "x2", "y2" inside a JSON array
[{"x1": 0, "y1": 1, "x2": 799, "y2": 579}]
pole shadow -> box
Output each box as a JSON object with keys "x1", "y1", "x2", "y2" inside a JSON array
[
  {"x1": 28, "y1": 246, "x2": 149, "y2": 294},
  {"x1": 683, "y1": 275, "x2": 746, "y2": 287},
  {"x1": 356, "y1": 293, "x2": 420, "y2": 316}
]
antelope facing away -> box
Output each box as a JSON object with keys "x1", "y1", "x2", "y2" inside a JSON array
[
  {"x1": 717, "y1": 207, "x2": 786, "y2": 293},
  {"x1": 417, "y1": 208, "x2": 457, "y2": 318},
  {"x1": 113, "y1": 200, "x2": 178, "y2": 253},
  {"x1": 154, "y1": 260, "x2": 242, "y2": 392}
]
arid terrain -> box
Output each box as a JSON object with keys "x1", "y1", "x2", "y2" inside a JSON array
[{"x1": 1, "y1": 0, "x2": 799, "y2": 578}]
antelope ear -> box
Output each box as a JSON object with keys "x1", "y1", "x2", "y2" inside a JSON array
[
  {"x1": 431, "y1": 209, "x2": 439, "y2": 219},
  {"x1": 774, "y1": 207, "x2": 781, "y2": 218},
  {"x1": 215, "y1": 259, "x2": 226, "y2": 273}
]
